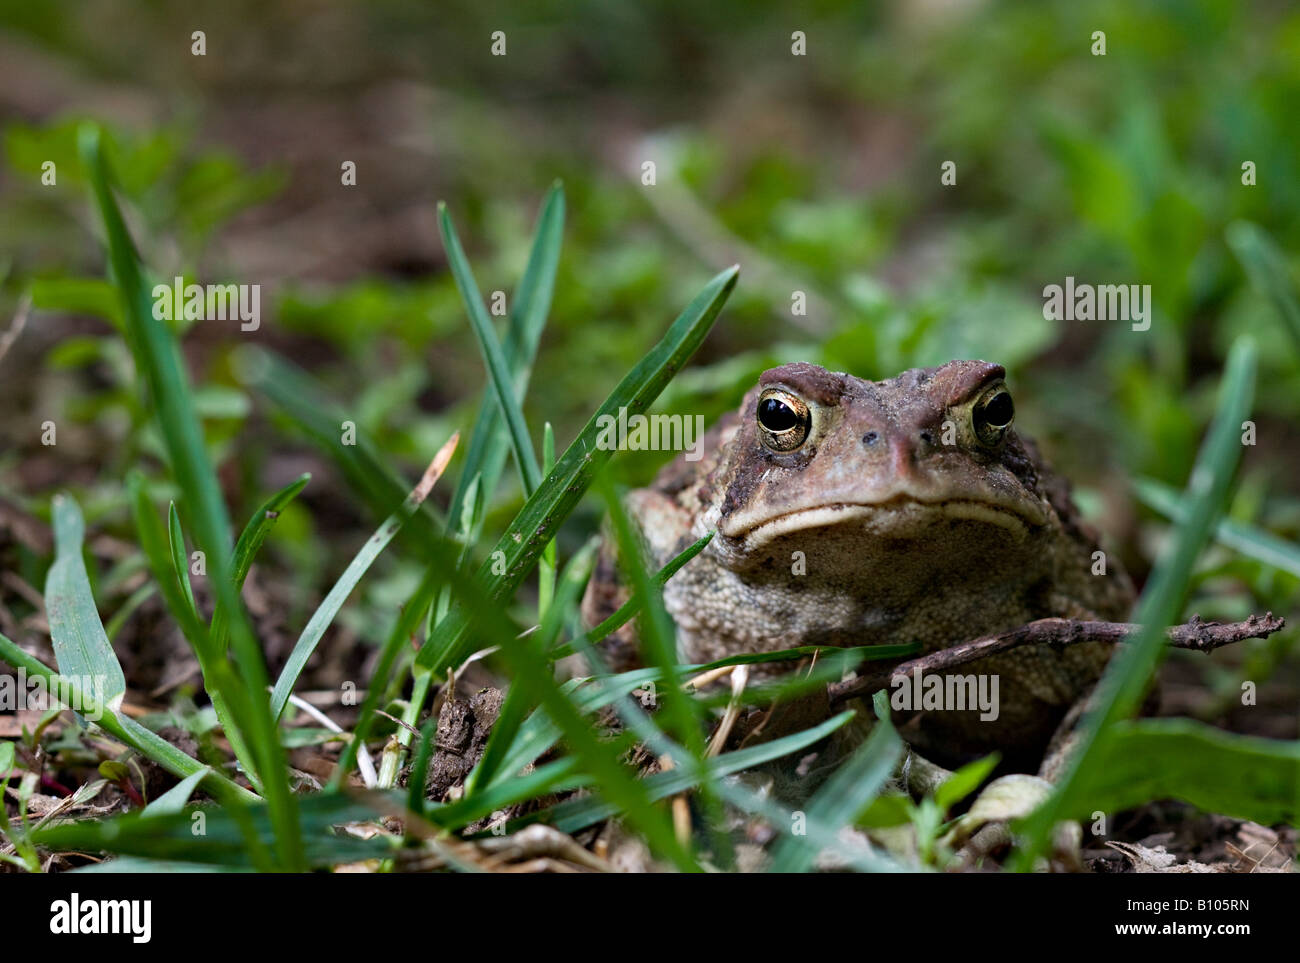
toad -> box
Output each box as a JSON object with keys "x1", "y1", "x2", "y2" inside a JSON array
[{"x1": 581, "y1": 360, "x2": 1135, "y2": 775}]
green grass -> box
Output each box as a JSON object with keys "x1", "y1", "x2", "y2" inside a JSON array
[
  {"x1": 9, "y1": 153, "x2": 945, "y2": 872},
  {"x1": 4, "y1": 122, "x2": 1298, "y2": 874},
  {"x1": 1011, "y1": 337, "x2": 1263, "y2": 869}
]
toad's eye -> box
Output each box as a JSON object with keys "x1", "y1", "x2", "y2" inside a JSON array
[
  {"x1": 972, "y1": 386, "x2": 1014, "y2": 447},
  {"x1": 757, "y1": 389, "x2": 811, "y2": 452}
]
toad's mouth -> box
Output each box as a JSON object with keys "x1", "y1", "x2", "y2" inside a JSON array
[{"x1": 721, "y1": 496, "x2": 1045, "y2": 550}]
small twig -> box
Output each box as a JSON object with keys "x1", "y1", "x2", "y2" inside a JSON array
[
  {"x1": 828, "y1": 612, "x2": 1286, "y2": 707},
  {"x1": 706, "y1": 664, "x2": 750, "y2": 758},
  {"x1": 657, "y1": 753, "x2": 693, "y2": 848},
  {"x1": 685, "y1": 664, "x2": 735, "y2": 691},
  {"x1": 374, "y1": 709, "x2": 422, "y2": 740}
]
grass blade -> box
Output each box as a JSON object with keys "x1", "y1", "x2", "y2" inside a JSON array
[
  {"x1": 269, "y1": 432, "x2": 458, "y2": 720},
  {"x1": 405, "y1": 717, "x2": 438, "y2": 820},
  {"x1": 237, "y1": 349, "x2": 445, "y2": 546},
  {"x1": 447, "y1": 182, "x2": 564, "y2": 538},
  {"x1": 232, "y1": 474, "x2": 311, "y2": 590},
  {"x1": 769, "y1": 697, "x2": 903, "y2": 872},
  {"x1": 432, "y1": 758, "x2": 587, "y2": 831},
  {"x1": 32, "y1": 790, "x2": 393, "y2": 869},
  {"x1": 330, "y1": 568, "x2": 442, "y2": 785},
  {"x1": 366, "y1": 529, "x2": 699, "y2": 868},
  {"x1": 0, "y1": 630, "x2": 257, "y2": 806},
  {"x1": 143, "y1": 768, "x2": 210, "y2": 817},
  {"x1": 596, "y1": 477, "x2": 702, "y2": 756},
  {"x1": 553, "y1": 530, "x2": 714, "y2": 659},
  {"x1": 463, "y1": 538, "x2": 598, "y2": 793},
  {"x1": 438, "y1": 201, "x2": 542, "y2": 494},
  {"x1": 79, "y1": 124, "x2": 302, "y2": 868},
  {"x1": 1135, "y1": 477, "x2": 1300, "y2": 578},
  {"x1": 167, "y1": 502, "x2": 200, "y2": 625},
  {"x1": 509, "y1": 710, "x2": 857, "y2": 836},
  {"x1": 104, "y1": 583, "x2": 155, "y2": 642},
  {"x1": 537, "y1": 421, "x2": 558, "y2": 619},
  {"x1": 1012, "y1": 336, "x2": 1258, "y2": 868},
  {"x1": 417, "y1": 264, "x2": 739, "y2": 676},
  {"x1": 481, "y1": 668, "x2": 663, "y2": 792},
  {"x1": 1226, "y1": 220, "x2": 1300, "y2": 350},
  {"x1": 128, "y1": 476, "x2": 264, "y2": 794},
  {"x1": 209, "y1": 472, "x2": 311, "y2": 652},
  {"x1": 43, "y1": 494, "x2": 127, "y2": 713}
]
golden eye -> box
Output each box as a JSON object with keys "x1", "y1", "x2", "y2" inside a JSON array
[
  {"x1": 972, "y1": 385, "x2": 1014, "y2": 447},
  {"x1": 757, "y1": 388, "x2": 811, "y2": 452}
]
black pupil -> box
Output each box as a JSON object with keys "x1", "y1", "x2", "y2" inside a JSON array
[
  {"x1": 982, "y1": 392, "x2": 1014, "y2": 428},
  {"x1": 759, "y1": 397, "x2": 800, "y2": 432}
]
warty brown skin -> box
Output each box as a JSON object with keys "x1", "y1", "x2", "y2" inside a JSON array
[{"x1": 581, "y1": 360, "x2": 1135, "y2": 771}]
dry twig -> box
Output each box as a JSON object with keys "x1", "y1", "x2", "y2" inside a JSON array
[{"x1": 828, "y1": 612, "x2": 1286, "y2": 706}]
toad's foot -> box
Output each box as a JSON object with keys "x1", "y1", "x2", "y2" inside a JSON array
[{"x1": 939, "y1": 772, "x2": 1082, "y2": 871}]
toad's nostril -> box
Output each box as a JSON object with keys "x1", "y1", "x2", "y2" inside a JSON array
[
  {"x1": 919, "y1": 430, "x2": 934, "y2": 445},
  {"x1": 862, "y1": 431, "x2": 880, "y2": 446}
]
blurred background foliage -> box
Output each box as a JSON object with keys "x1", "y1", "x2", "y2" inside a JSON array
[{"x1": 0, "y1": 0, "x2": 1296, "y2": 726}]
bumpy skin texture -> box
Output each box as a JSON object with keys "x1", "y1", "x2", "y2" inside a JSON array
[{"x1": 581, "y1": 360, "x2": 1135, "y2": 771}]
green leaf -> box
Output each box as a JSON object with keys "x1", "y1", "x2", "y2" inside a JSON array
[
  {"x1": 73, "y1": 857, "x2": 251, "y2": 873},
  {"x1": 374, "y1": 530, "x2": 697, "y2": 869},
  {"x1": 128, "y1": 475, "x2": 262, "y2": 795},
  {"x1": 464, "y1": 539, "x2": 598, "y2": 793},
  {"x1": 769, "y1": 713, "x2": 903, "y2": 872},
  {"x1": 79, "y1": 124, "x2": 302, "y2": 868},
  {"x1": 1135, "y1": 477, "x2": 1300, "y2": 579},
  {"x1": 433, "y1": 758, "x2": 587, "y2": 832},
  {"x1": 1226, "y1": 220, "x2": 1300, "y2": 350},
  {"x1": 1013, "y1": 336, "x2": 1258, "y2": 868},
  {"x1": 34, "y1": 790, "x2": 395, "y2": 869},
  {"x1": 270, "y1": 437, "x2": 453, "y2": 720},
  {"x1": 104, "y1": 583, "x2": 155, "y2": 642},
  {"x1": 208, "y1": 472, "x2": 310, "y2": 655},
  {"x1": 481, "y1": 668, "x2": 664, "y2": 791},
  {"x1": 418, "y1": 263, "x2": 739, "y2": 675},
  {"x1": 142, "y1": 768, "x2": 209, "y2": 817},
  {"x1": 933, "y1": 754, "x2": 1001, "y2": 812},
  {"x1": 43, "y1": 494, "x2": 127, "y2": 713},
  {"x1": 1059, "y1": 719, "x2": 1299, "y2": 826},
  {"x1": 167, "y1": 502, "x2": 200, "y2": 625},
  {"x1": 854, "y1": 793, "x2": 914, "y2": 830},
  {"x1": 551, "y1": 531, "x2": 714, "y2": 659},
  {"x1": 720, "y1": 779, "x2": 906, "y2": 872},
  {"x1": 537, "y1": 422, "x2": 558, "y2": 620},
  {"x1": 28, "y1": 277, "x2": 123, "y2": 331},
  {"x1": 446, "y1": 182, "x2": 564, "y2": 553},
  {"x1": 512, "y1": 710, "x2": 857, "y2": 837},
  {"x1": 237, "y1": 349, "x2": 445, "y2": 548},
  {"x1": 0, "y1": 630, "x2": 257, "y2": 807},
  {"x1": 594, "y1": 472, "x2": 733, "y2": 860},
  {"x1": 231, "y1": 474, "x2": 310, "y2": 588},
  {"x1": 597, "y1": 476, "x2": 706, "y2": 761},
  {"x1": 330, "y1": 567, "x2": 442, "y2": 785},
  {"x1": 406, "y1": 717, "x2": 438, "y2": 820},
  {"x1": 439, "y1": 200, "x2": 542, "y2": 494}
]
